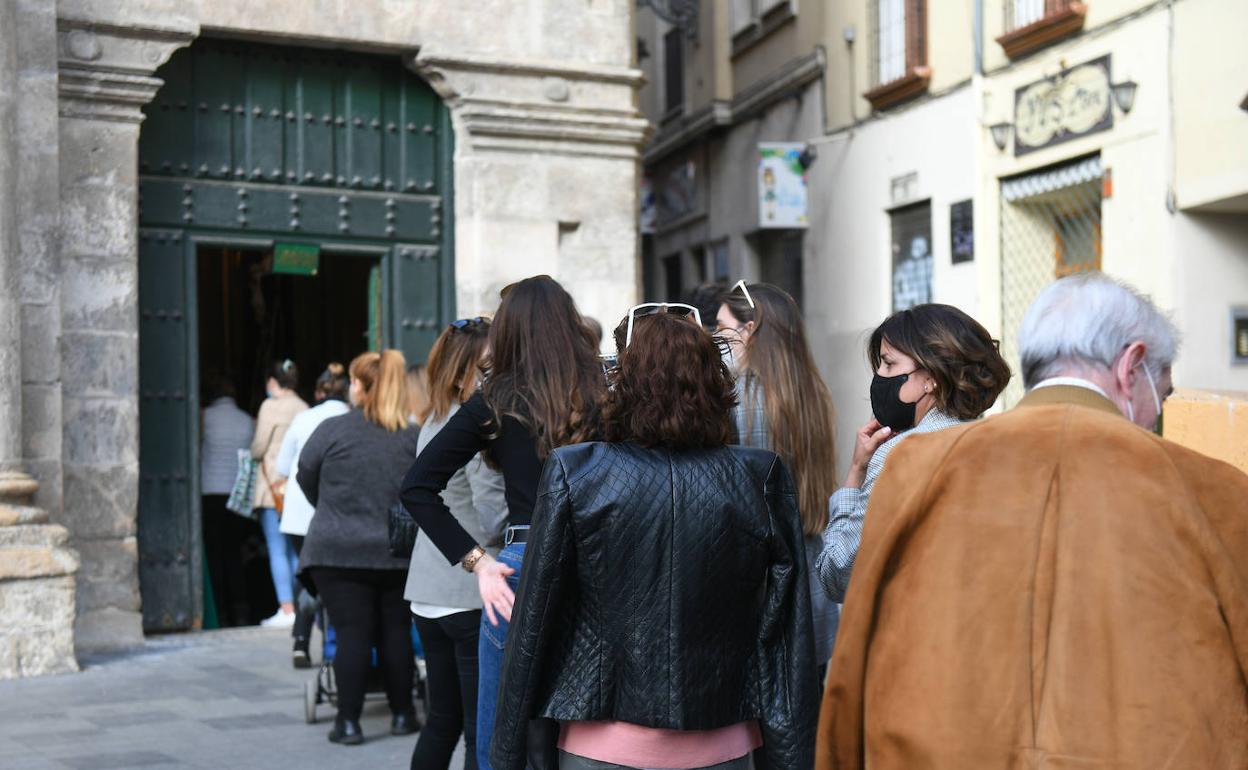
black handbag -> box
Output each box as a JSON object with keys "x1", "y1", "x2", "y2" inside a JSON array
[{"x1": 388, "y1": 504, "x2": 418, "y2": 558}]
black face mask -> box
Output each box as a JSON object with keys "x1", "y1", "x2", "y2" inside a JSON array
[{"x1": 870, "y1": 371, "x2": 918, "y2": 432}]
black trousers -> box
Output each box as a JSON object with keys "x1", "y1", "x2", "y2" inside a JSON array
[
  {"x1": 412, "y1": 611, "x2": 482, "y2": 770},
  {"x1": 309, "y1": 567, "x2": 414, "y2": 722},
  {"x1": 288, "y1": 536, "x2": 316, "y2": 644},
  {"x1": 202, "y1": 495, "x2": 260, "y2": 627}
]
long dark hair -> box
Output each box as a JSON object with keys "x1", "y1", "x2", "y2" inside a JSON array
[
  {"x1": 482, "y1": 276, "x2": 606, "y2": 459},
  {"x1": 603, "y1": 313, "x2": 736, "y2": 450},
  {"x1": 868, "y1": 304, "x2": 1011, "y2": 420},
  {"x1": 722, "y1": 283, "x2": 838, "y2": 536}
]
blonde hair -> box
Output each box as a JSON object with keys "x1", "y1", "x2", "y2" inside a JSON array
[
  {"x1": 425, "y1": 320, "x2": 490, "y2": 423},
  {"x1": 349, "y1": 350, "x2": 409, "y2": 432},
  {"x1": 406, "y1": 364, "x2": 431, "y2": 425}
]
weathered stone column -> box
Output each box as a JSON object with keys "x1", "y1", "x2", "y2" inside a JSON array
[
  {"x1": 54, "y1": 7, "x2": 195, "y2": 650},
  {"x1": 0, "y1": 0, "x2": 80, "y2": 679},
  {"x1": 411, "y1": 50, "x2": 649, "y2": 327}
]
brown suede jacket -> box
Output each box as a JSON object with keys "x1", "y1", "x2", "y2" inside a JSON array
[{"x1": 817, "y1": 385, "x2": 1248, "y2": 769}]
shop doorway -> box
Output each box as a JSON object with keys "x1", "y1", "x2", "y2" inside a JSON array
[{"x1": 197, "y1": 247, "x2": 378, "y2": 627}]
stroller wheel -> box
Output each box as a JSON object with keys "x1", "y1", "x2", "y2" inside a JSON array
[{"x1": 304, "y1": 678, "x2": 318, "y2": 724}]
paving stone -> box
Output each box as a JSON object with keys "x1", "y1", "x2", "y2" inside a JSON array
[
  {"x1": 55, "y1": 751, "x2": 178, "y2": 769},
  {"x1": 0, "y1": 627, "x2": 441, "y2": 769}
]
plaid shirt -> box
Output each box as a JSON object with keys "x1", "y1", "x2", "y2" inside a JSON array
[
  {"x1": 815, "y1": 408, "x2": 962, "y2": 602},
  {"x1": 732, "y1": 373, "x2": 769, "y2": 448}
]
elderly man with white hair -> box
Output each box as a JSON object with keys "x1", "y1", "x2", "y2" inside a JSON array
[{"x1": 815, "y1": 272, "x2": 1248, "y2": 770}]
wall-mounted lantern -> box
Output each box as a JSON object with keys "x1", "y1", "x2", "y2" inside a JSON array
[{"x1": 1110, "y1": 79, "x2": 1139, "y2": 114}]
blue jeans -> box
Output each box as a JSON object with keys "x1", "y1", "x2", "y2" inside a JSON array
[
  {"x1": 476, "y1": 541, "x2": 525, "y2": 770},
  {"x1": 259, "y1": 507, "x2": 298, "y2": 605}
]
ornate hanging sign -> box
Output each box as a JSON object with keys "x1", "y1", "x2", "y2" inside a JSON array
[{"x1": 1013, "y1": 55, "x2": 1113, "y2": 156}]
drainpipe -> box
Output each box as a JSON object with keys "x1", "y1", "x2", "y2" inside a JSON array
[{"x1": 974, "y1": 0, "x2": 984, "y2": 75}]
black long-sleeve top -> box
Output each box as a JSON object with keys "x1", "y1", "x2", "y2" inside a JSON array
[{"x1": 400, "y1": 392, "x2": 544, "y2": 565}]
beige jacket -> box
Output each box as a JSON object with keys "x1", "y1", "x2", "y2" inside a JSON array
[
  {"x1": 251, "y1": 392, "x2": 307, "y2": 510},
  {"x1": 817, "y1": 385, "x2": 1248, "y2": 769}
]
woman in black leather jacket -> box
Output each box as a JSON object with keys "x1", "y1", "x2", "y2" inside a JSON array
[{"x1": 491, "y1": 308, "x2": 817, "y2": 770}]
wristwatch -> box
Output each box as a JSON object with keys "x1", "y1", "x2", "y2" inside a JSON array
[{"x1": 461, "y1": 545, "x2": 487, "y2": 573}]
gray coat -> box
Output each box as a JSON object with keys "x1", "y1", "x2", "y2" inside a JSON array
[
  {"x1": 296, "y1": 409, "x2": 419, "y2": 573},
  {"x1": 404, "y1": 404, "x2": 508, "y2": 611}
]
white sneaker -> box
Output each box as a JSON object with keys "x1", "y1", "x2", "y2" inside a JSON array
[{"x1": 260, "y1": 609, "x2": 296, "y2": 628}]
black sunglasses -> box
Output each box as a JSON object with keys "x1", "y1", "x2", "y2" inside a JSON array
[{"x1": 450, "y1": 316, "x2": 488, "y2": 330}]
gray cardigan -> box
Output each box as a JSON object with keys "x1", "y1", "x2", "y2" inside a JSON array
[
  {"x1": 404, "y1": 404, "x2": 508, "y2": 612},
  {"x1": 296, "y1": 409, "x2": 419, "y2": 573}
]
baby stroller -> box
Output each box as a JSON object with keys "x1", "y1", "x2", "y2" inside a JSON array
[{"x1": 303, "y1": 609, "x2": 429, "y2": 724}]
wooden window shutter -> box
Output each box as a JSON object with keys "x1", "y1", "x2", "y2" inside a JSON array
[{"x1": 905, "y1": 0, "x2": 927, "y2": 70}]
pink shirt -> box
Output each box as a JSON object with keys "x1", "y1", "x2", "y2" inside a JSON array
[{"x1": 558, "y1": 720, "x2": 762, "y2": 768}]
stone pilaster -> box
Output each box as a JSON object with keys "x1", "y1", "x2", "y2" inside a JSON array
[
  {"x1": 55, "y1": 11, "x2": 196, "y2": 651},
  {"x1": 0, "y1": 472, "x2": 80, "y2": 678},
  {"x1": 411, "y1": 50, "x2": 649, "y2": 327}
]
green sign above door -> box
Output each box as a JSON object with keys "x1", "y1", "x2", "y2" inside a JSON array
[{"x1": 273, "y1": 242, "x2": 320, "y2": 276}]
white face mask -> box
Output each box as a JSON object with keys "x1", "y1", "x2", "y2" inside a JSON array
[{"x1": 1125, "y1": 362, "x2": 1162, "y2": 429}]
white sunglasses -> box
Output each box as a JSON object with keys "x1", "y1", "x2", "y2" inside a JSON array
[
  {"x1": 731, "y1": 279, "x2": 755, "y2": 309},
  {"x1": 623, "y1": 302, "x2": 703, "y2": 348}
]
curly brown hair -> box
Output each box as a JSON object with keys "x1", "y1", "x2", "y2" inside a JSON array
[
  {"x1": 603, "y1": 313, "x2": 737, "y2": 450},
  {"x1": 868, "y1": 304, "x2": 1011, "y2": 420}
]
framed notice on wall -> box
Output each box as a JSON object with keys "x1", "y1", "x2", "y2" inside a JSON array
[
  {"x1": 950, "y1": 200, "x2": 973, "y2": 264},
  {"x1": 757, "y1": 143, "x2": 808, "y2": 228}
]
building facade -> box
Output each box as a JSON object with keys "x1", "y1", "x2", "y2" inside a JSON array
[
  {"x1": 0, "y1": 0, "x2": 646, "y2": 668},
  {"x1": 637, "y1": 0, "x2": 823, "y2": 302},
  {"x1": 640, "y1": 0, "x2": 1248, "y2": 478}
]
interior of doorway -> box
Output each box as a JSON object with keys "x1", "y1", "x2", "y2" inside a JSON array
[{"x1": 197, "y1": 246, "x2": 378, "y2": 628}]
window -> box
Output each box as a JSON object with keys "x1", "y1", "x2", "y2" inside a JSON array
[
  {"x1": 1010, "y1": 0, "x2": 1046, "y2": 29},
  {"x1": 890, "y1": 202, "x2": 933, "y2": 312},
  {"x1": 663, "y1": 27, "x2": 684, "y2": 115},
  {"x1": 998, "y1": 0, "x2": 1087, "y2": 59},
  {"x1": 730, "y1": 0, "x2": 797, "y2": 56},
  {"x1": 1053, "y1": 212, "x2": 1101, "y2": 276},
  {"x1": 877, "y1": 0, "x2": 907, "y2": 84},
  {"x1": 865, "y1": 0, "x2": 929, "y2": 111}
]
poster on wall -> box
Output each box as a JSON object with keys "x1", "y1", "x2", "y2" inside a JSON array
[
  {"x1": 891, "y1": 201, "x2": 933, "y2": 312},
  {"x1": 757, "y1": 143, "x2": 808, "y2": 229},
  {"x1": 950, "y1": 199, "x2": 974, "y2": 264}
]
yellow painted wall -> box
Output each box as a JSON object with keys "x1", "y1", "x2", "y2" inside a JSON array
[
  {"x1": 1163, "y1": 389, "x2": 1248, "y2": 475},
  {"x1": 1172, "y1": 0, "x2": 1248, "y2": 210},
  {"x1": 822, "y1": 0, "x2": 974, "y2": 132}
]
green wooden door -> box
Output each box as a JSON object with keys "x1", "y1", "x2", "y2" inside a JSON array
[
  {"x1": 137, "y1": 230, "x2": 201, "y2": 631},
  {"x1": 137, "y1": 39, "x2": 453, "y2": 631}
]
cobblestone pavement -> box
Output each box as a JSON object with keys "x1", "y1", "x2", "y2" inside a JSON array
[{"x1": 0, "y1": 626, "x2": 454, "y2": 769}]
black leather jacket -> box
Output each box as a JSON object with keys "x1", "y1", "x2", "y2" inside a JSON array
[{"x1": 491, "y1": 442, "x2": 818, "y2": 770}]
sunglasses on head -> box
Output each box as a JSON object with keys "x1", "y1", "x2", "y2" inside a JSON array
[
  {"x1": 623, "y1": 302, "x2": 702, "y2": 348},
  {"x1": 449, "y1": 316, "x2": 488, "y2": 330},
  {"x1": 731, "y1": 279, "x2": 755, "y2": 309}
]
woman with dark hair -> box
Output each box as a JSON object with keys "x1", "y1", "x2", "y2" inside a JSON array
[
  {"x1": 405, "y1": 317, "x2": 507, "y2": 770},
  {"x1": 251, "y1": 359, "x2": 308, "y2": 628},
  {"x1": 814, "y1": 304, "x2": 1011, "y2": 601},
  {"x1": 275, "y1": 362, "x2": 350, "y2": 666},
  {"x1": 400, "y1": 275, "x2": 607, "y2": 770},
  {"x1": 718, "y1": 282, "x2": 841, "y2": 679},
  {"x1": 297, "y1": 350, "x2": 420, "y2": 745},
  {"x1": 490, "y1": 309, "x2": 817, "y2": 770}
]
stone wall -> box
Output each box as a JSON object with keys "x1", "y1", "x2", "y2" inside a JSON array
[{"x1": 4, "y1": 0, "x2": 645, "y2": 653}]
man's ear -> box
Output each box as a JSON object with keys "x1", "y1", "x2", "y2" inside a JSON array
[{"x1": 1114, "y1": 341, "x2": 1148, "y2": 394}]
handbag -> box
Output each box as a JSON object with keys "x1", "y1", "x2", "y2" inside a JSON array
[
  {"x1": 260, "y1": 463, "x2": 285, "y2": 515},
  {"x1": 225, "y1": 449, "x2": 259, "y2": 518},
  {"x1": 388, "y1": 504, "x2": 419, "y2": 558}
]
